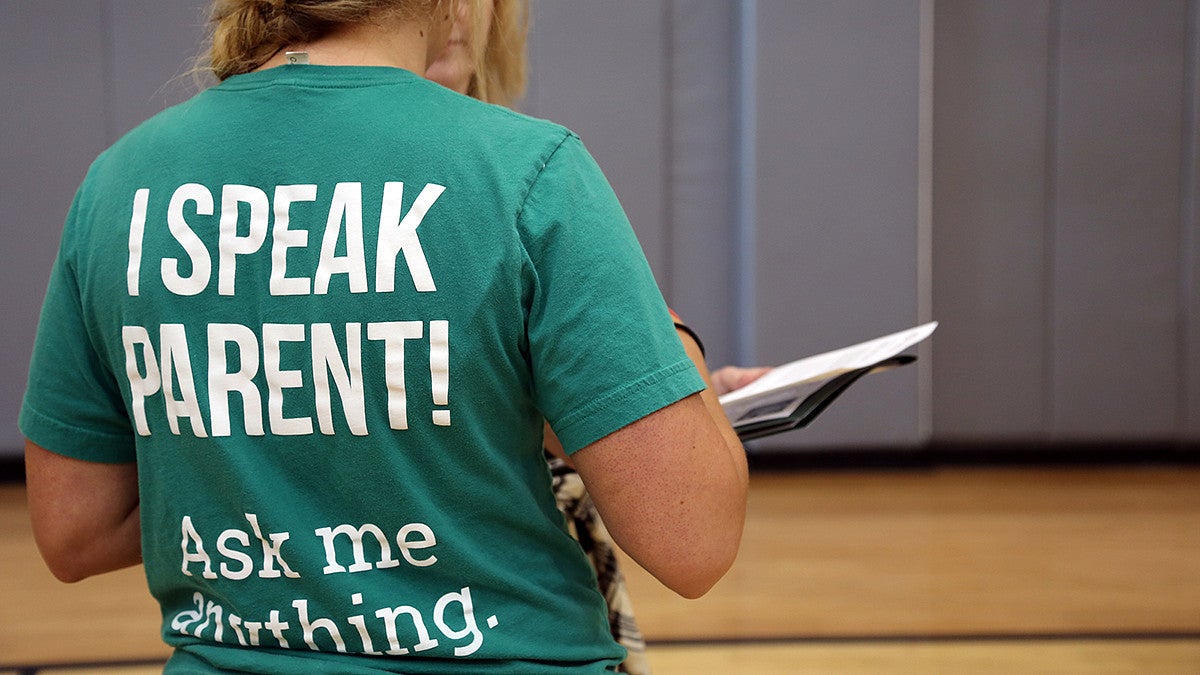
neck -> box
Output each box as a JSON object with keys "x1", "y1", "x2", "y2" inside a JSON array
[{"x1": 257, "y1": 14, "x2": 449, "y2": 75}]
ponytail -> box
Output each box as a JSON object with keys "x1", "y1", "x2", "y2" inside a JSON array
[{"x1": 207, "y1": 0, "x2": 440, "y2": 81}]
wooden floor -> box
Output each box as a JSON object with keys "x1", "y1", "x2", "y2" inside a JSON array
[{"x1": 2, "y1": 465, "x2": 1198, "y2": 673}]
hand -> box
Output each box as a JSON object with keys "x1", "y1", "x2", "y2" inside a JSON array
[{"x1": 710, "y1": 366, "x2": 771, "y2": 396}]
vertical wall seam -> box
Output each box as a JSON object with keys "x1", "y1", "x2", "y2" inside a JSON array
[
  {"x1": 734, "y1": 0, "x2": 758, "y2": 365},
  {"x1": 1043, "y1": 0, "x2": 1061, "y2": 438},
  {"x1": 917, "y1": 0, "x2": 935, "y2": 440}
]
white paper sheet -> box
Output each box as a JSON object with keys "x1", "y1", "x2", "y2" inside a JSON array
[{"x1": 719, "y1": 321, "x2": 938, "y2": 407}]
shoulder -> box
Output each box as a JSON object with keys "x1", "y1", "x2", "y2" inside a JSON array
[{"x1": 431, "y1": 84, "x2": 580, "y2": 158}]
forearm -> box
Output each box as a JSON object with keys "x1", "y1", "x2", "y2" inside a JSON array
[{"x1": 675, "y1": 326, "x2": 749, "y2": 487}]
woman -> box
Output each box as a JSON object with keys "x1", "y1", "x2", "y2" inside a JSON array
[
  {"x1": 422, "y1": 4, "x2": 768, "y2": 673},
  {"x1": 21, "y1": 1, "x2": 748, "y2": 673}
]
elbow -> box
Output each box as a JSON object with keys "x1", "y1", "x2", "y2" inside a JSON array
[
  {"x1": 652, "y1": 517, "x2": 745, "y2": 599},
  {"x1": 31, "y1": 522, "x2": 91, "y2": 583},
  {"x1": 35, "y1": 530, "x2": 141, "y2": 583},
  {"x1": 40, "y1": 547, "x2": 93, "y2": 584},
  {"x1": 50, "y1": 567, "x2": 90, "y2": 584},
  {"x1": 668, "y1": 488, "x2": 748, "y2": 599},
  {"x1": 667, "y1": 572, "x2": 726, "y2": 600},
  {"x1": 38, "y1": 542, "x2": 139, "y2": 583},
  {"x1": 660, "y1": 545, "x2": 741, "y2": 599},
  {"x1": 33, "y1": 525, "x2": 132, "y2": 583}
]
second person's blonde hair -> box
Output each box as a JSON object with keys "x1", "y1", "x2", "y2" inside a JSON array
[{"x1": 467, "y1": 0, "x2": 527, "y2": 107}]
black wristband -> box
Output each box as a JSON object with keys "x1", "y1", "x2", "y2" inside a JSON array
[{"x1": 673, "y1": 321, "x2": 706, "y2": 358}]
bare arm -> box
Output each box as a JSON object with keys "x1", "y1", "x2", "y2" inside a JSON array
[
  {"x1": 24, "y1": 440, "x2": 141, "y2": 583},
  {"x1": 569, "y1": 328, "x2": 749, "y2": 599}
]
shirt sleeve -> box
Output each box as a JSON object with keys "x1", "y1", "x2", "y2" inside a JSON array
[
  {"x1": 517, "y1": 133, "x2": 706, "y2": 454},
  {"x1": 19, "y1": 198, "x2": 137, "y2": 464}
]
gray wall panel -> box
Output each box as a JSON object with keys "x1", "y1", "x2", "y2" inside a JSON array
[
  {"x1": 931, "y1": 1, "x2": 1051, "y2": 440},
  {"x1": 753, "y1": 0, "x2": 923, "y2": 449},
  {"x1": 524, "y1": 0, "x2": 672, "y2": 293},
  {"x1": 1051, "y1": 0, "x2": 1186, "y2": 438},
  {"x1": 665, "y1": 0, "x2": 740, "y2": 368},
  {"x1": 1, "y1": 1, "x2": 111, "y2": 455},
  {"x1": 1188, "y1": 0, "x2": 1200, "y2": 439},
  {"x1": 108, "y1": 1, "x2": 211, "y2": 137}
]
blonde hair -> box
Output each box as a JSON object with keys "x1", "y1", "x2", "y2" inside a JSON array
[
  {"x1": 467, "y1": 0, "x2": 527, "y2": 107},
  {"x1": 207, "y1": 0, "x2": 444, "y2": 81}
]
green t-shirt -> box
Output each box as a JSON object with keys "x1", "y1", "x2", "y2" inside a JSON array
[{"x1": 20, "y1": 66, "x2": 704, "y2": 673}]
